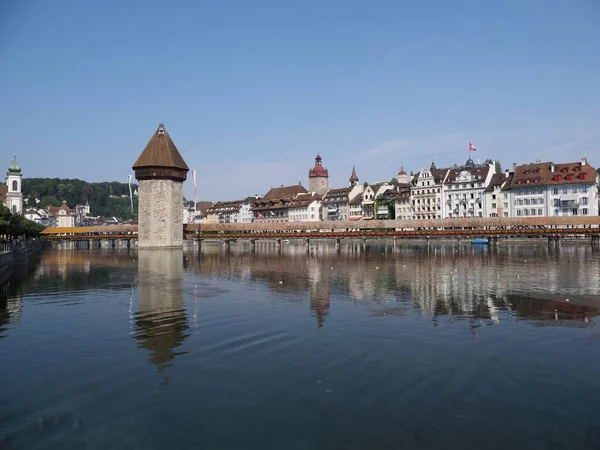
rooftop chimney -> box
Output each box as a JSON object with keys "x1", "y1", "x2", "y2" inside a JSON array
[
  {"x1": 581, "y1": 157, "x2": 587, "y2": 167},
  {"x1": 550, "y1": 163, "x2": 555, "y2": 173},
  {"x1": 512, "y1": 162, "x2": 517, "y2": 172},
  {"x1": 505, "y1": 169, "x2": 509, "y2": 178}
]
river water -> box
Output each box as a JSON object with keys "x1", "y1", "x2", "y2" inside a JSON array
[{"x1": 1, "y1": 242, "x2": 600, "y2": 449}]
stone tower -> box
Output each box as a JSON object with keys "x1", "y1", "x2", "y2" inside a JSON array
[
  {"x1": 308, "y1": 153, "x2": 329, "y2": 195},
  {"x1": 397, "y1": 166, "x2": 408, "y2": 185},
  {"x1": 133, "y1": 124, "x2": 189, "y2": 248},
  {"x1": 6, "y1": 155, "x2": 23, "y2": 214}
]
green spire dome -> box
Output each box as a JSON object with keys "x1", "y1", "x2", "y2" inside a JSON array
[{"x1": 7, "y1": 154, "x2": 21, "y2": 174}]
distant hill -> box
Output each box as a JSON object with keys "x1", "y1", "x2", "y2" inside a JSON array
[{"x1": 21, "y1": 178, "x2": 139, "y2": 219}]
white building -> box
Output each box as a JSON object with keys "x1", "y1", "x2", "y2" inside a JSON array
[
  {"x1": 23, "y1": 208, "x2": 53, "y2": 227},
  {"x1": 483, "y1": 172, "x2": 513, "y2": 217},
  {"x1": 411, "y1": 163, "x2": 448, "y2": 220},
  {"x1": 508, "y1": 159, "x2": 599, "y2": 217},
  {"x1": 48, "y1": 203, "x2": 76, "y2": 227},
  {"x1": 443, "y1": 159, "x2": 495, "y2": 218},
  {"x1": 288, "y1": 192, "x2": 322, "y2": 222}
]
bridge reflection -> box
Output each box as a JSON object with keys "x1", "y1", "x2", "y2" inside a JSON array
[{"x1": 189, "y1": 242, "x2": 600, "y2": 329}]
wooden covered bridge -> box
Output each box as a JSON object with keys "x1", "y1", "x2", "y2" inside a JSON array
[{"x1": 40, "y1": 217, "x2": 600, "y2": 248}]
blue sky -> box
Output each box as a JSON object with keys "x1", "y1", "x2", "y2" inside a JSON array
[{"x1": 1, "y1": 0, "x2": 599, "y2": 201}]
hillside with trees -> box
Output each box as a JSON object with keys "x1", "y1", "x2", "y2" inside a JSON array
[{"x1": 21, "y1": 178, "x2": 139, "y2": 219}]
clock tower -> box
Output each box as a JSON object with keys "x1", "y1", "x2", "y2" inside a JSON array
[{"x1": 308, "y1": 153, "x2": 329, "y2": 195}]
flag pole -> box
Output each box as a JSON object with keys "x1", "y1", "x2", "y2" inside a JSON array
[
  {"x1": 192, "y1": 170, "x2": 197, "y2": 213},
  {"x1": 128, "y1": 175, "x2": 134, "y2": 217}
]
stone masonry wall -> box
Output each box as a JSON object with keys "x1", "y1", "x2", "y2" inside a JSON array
[{"x1": 138, "y1": 179, "x2": 183, "y2": 248}]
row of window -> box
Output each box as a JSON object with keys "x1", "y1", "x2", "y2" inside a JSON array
[
  {"x1": 515, "y1": 198, "x2": 545, "y2": 206},
  {"x1": 447, "y1": 183, "x2": 484, "y2": 189}
]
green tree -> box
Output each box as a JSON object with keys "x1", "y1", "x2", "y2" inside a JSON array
[
  {"x1": 484, "y1": 159, "x2": 502, "y2": 174},
  {"x1": 39, "y1": 195, "x2": 62, "y2": 209}
]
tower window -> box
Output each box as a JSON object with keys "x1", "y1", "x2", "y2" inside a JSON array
[{"x1": 12, "y1": 180, "x2": 17, "y2": 191}]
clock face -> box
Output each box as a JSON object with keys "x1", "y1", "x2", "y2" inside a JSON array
[{"x1": 320, "y1": 179, "x2": 326, "y2": 186}]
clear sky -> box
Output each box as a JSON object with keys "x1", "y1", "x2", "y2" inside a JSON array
[{"x1": 1, "y1": 0, "x2": 599, "y2": 201}]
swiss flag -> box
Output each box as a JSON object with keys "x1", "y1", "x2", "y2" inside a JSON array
[
  {"x1": 469, "y1": 142, "x2": 477, "y2": 151},
  {"x1": 257, "y1": 212, "x2": 264, "y2": 219}
]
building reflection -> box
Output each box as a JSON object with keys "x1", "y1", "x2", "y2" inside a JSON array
[
  {"x1": 187, "y1": 241, "x2": 600, "y2": 329},
  {"x1": 134, "y1": 249, "x2": 188, "y2": 373}
]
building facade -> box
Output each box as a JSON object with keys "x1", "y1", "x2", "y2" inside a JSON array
[
  {"x1": 443, "y1": 159, "x2": 494, "y2": 218},
  {"x1": 411, "y1": 164, "x2": 448, "y2": 220},
  {"x1": 288, "y1": 193, "x2": 322, "y2": 222},
  {"x1": 483, "y1": 172, "x2": 512, "y2": 218},
  {"x1": 48, "y1": 203, "x2": 76, "y2": 227},
  {"x1": 508, "y1": 159, "x2": 599, "y2": 217}
]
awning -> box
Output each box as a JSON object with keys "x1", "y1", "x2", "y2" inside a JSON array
[{"x1": 348, "y1": 216, "x2": 362, "y2": 221}]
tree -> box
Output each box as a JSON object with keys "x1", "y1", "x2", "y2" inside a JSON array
[
  {"x1": 0, "y1": 204, "x2": 45, "y2": 238},
  {"x1": 39, "y1": 195, "x2": 62, "y2": 209},
  {"x1": 389, "y1": 177, "x2": 398, "y2": 185},
  {"x1": 484, "y1": 159, "x2": 502, "y2": 174}
]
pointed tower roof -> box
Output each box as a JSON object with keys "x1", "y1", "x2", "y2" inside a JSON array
[
  {"x1": 349, "y1": 165, "x2": 359, "y2": 184},
  {"x1": 133, "y1": 124, "x2": 189, "y2": 181},
  {"x1": 398, "y1": 166, "x2": 407, "y2": 176},
  {"x1": 133, "y1": 124, "x2": 189, "y2": 170}
]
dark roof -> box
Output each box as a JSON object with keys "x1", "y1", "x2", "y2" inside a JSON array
[
  {"x1": 322, "y1": 186, "x2": 352, "y2": 204},
  {"x1": 195, "y1": 201, "x2": 214, "y2": 216},
  {"x1": 508, "y1": 160, "x2": 597, "y2": 188},
  {"x1": 444, "y1": 165, "x2": 490, "y2": 184},
  {"x1": 484, "y1": 173, "x2": 509, "y2": 192},
  {"x1": 263, "y1": 184, "x2": 307, "y2": 200},
  {"x1": 207, "y1": 200, "x2": 244, "y2": 214},
  {"x1": 132, "y1": 124, "x2": 189, "y2": 171},
  {"x1": 349, "y1": 166, "x2": 359, "y2": 183},
  {"x1": 288, "y1": 193, "x2": 322, "y2": 208}
]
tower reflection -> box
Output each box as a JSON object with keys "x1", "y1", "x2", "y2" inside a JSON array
[{"x1": 134, "y1": 249, "x2": 188, "y2": 373}]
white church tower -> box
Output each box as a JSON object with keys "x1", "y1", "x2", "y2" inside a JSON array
[{"x1": 6, "y1": 155, "x2": 23, "y2": 214}]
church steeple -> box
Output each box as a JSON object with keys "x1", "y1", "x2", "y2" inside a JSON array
[{"x1": 349, "y1": 165, "x2": 359, "y2": 186}]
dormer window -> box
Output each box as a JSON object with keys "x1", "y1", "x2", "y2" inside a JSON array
[
  {"x1": 553, "y1": 175, "x2": 560, "y2": 182},
  {"x1": 566, "y1": 174, "x2": 573, "y2": 181}
]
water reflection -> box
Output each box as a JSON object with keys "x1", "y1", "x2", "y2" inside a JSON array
[
  {"x1": 190, "y1": 242, "x2": 600, "y2": 329},
  {"x1": 134, "y1": 249, "x2": 188, "y2": 374}
]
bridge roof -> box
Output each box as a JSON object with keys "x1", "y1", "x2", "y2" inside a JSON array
[
  {"x1": 132, "y1": 124, "x2": 189, "y2": 171},
  {"x1": 41, "y1": 225, "x2": 138, "y2": 235}
]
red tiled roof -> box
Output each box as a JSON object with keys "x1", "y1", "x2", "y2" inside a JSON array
[{"x1": 508, "y1": 160, "x2": 597, "y2": 189}]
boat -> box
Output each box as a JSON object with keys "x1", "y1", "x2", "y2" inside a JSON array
[{"x1": 471, "y1": 238, "x2": 489, "y2": 245}]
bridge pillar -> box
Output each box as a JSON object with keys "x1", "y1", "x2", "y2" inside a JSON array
[
  {"x1": 276, "y1": 238, "x2": 282, "y2": 249},
  {"x1": 548, "y1": 235, "x2": 560, "y2": 247}
]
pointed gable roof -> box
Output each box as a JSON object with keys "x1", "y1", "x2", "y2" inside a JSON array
[
  {"x1": 349, "y1": 166, "x2": 359, "y2": 184},
  {"x1": 133, "y1": 124, "x2": 189, "y2": 171}
]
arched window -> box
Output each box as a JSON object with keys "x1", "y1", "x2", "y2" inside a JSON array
[
  {"x1": 12, "y1": 180, "x2": 17, "y2": 191},
  {"x1": 12, "y1": 204, "x2": 16, "y2": 213}
]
